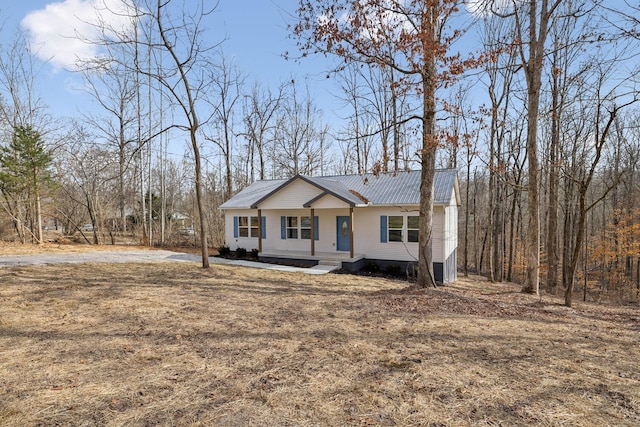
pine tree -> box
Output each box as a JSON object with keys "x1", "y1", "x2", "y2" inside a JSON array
[{"x1": 0, "y1": 125, "x2": 53, "y2": 244}]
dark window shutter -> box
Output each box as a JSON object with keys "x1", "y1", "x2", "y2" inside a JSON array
[
  {"x1": 261, "y1": 216, "x2": 266, "y2": 239},
  {"x1": 233, "y1": 216, "x2": 239, "y2": 238},
  {"x1": 380, "y1": 216, "x2": 387, "y2": 243},
  {"x1": 280, "y1": 216, "x2": 286, "y2": 239}
]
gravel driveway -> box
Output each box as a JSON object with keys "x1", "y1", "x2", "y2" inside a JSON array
[
  {"x1": 0, "y1": 249, "x2": 201, "y2": 267},
  {"x1": 0, "y1": 249, "x2": 335, "y2": 274}
]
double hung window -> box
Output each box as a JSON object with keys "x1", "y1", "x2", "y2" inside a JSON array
[
  {"x1": 238, "y1": 216, "x2": 259, "y2": 237},
  {"x1": 281, "y1": 216, "x2": 318, "y2": 240},
  {"x1": 382, "y1": 215, "x2": 419, "y2": 243},
  {"x1": 286, "y1": 216, "x2": 298, "y2": 239}
]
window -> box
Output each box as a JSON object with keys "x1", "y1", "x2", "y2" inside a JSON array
[
  {"x1": 250, "y1": 216, "x2": 259, "y2": 238},
  {"x1": 300, "y1": 216, "x2": 311, "y2": 239},
  {"x1": 238, "y1": 216, "x2": 259, "y2": 238},
  {"x1": 388, "y1": 216, "x2": 403, "y2": 242},
  {"x1": 381, "y1": 215, "x2": 419, "y2": 244},
  {"x1": 341, "y1": 219, "x2": 348, "y2": 237},
  {"x1": 407, "y1": 216, "x2": 419, "y2": 242},
  {"x1": 238, "y1": 216, "x2": 249, "y2": 237},
  {"x1": 281, "y1": 215, "x2": 318, "y2": 240},
  {"x1": 286, "y1": 216, "x2": 298, "y2": 239}
]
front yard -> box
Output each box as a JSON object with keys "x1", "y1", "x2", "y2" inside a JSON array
[{"x1": 0, "y1": 256, "x2": 638, "y2": 426}]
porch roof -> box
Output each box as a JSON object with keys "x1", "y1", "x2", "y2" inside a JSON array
[{"x1": 249, "y1": 175, "x2": 364, "y2": 208}]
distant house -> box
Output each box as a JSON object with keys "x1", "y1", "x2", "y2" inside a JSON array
[{"x1": 219, "y1": 169, "x2": 460, "y2": 283}]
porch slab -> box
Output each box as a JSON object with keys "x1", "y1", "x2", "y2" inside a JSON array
[
  {"x1": 259, "y1": 250, "x2": 364, "y2": 263},
  {"x1": 258, "y1": 250, "x2": 366, "y2": 272}
]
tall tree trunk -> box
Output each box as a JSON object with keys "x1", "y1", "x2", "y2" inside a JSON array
[
  {"x1": 464, "y1": 153, "x2": 472, "y2": 277},
  {"x1": 523, "y1": 26, "x2": 542, "y2": 295},
  {"x1": 565, "y1": 184, "x2": 587, "y2": 307},
  {"x1": 416, "y1": 3, "x2": 438, "y2": 288},
  {"x1": 520, "y1": 0, "x2": 563, "y2": 294},
  {"x1": 191, "y1": 127, "x2": 210, "y2": 268},
  {"x1": 507, "y1": 187, "x2": 519, "y2": 282},
  {"x1": 546, "y1": 94, "x2": 560, "y2": 293},
  {"x1": 523, "y1": 77, "x2": 541, "y2": 295},
  {"x1": 34, "y1": 186, "x2": 43, "y2": 245},
  {"x1": 391, "y1": 68, "x2": 400, "y2": 172}
]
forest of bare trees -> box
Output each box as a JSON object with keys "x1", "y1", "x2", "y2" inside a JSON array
[{"x1": 1, "y1": 0, "x2": 640, "y2": 305}]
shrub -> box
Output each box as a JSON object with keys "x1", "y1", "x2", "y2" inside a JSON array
[
  {"x1": 364, "y1": 261, "x2": 379, "y2": 272},
  {"x1": 218, "y1": 245, "x2": 231, "y2": 256},
  {"x1": 235, "y1": 247, "x2": 247, "y2": 258},
  {"x1": 385, "y1": 264, "x2": 402, "y2": 277},
  {"x1": 250, "y1": 248, "x2": 259, "y2": 259}
]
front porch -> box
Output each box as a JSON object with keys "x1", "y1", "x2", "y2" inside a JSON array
[{"x1": 259, "y1": 250, "x2": 365, "y2": 272}]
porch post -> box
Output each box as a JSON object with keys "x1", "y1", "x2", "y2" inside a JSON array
[
  {"x1": 310, "y1": 208, "x2": 315, "y2": 256},
  {"x1": 349, "y1": 207, "x2": 354, "y2": 258},
  {"x1": 257, "y1": 209, "x2": 262, "y2": 253}
]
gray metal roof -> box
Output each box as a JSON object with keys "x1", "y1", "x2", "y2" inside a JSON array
[
  {"x1": 219, "y1": 179, "x2": 285, "y2": 209},
  {"x1": 219, "y1": 169, "x2": 458, "y2": 209},
  {"x1": 303, "y1": 175, "x2": 364, "y2": 206}
]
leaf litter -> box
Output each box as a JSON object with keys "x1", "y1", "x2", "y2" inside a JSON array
[{"x1": 0, "y1": 244, "x2": 638, "y2": 426}]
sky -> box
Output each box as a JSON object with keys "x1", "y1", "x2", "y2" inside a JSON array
[{"x1": 0, "y1": 0, "x2": 339, "y2": 125}]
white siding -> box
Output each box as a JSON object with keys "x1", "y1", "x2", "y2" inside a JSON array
[
  {"x1": 223, "y1": 209, "x2": 260, "y2": 251},
  {"x1": 316, "y1": 208, "x2": 351, "y2": 252},
  {"x1": 431, "y1": 206, "x2": 445, "y2": 263},
  {"x1": 441, "y1": 188, "x2": 458, "y2": 260},
  {"x1": 223, "y1": 202, "x2": 457, "y2": 263},
  {"x1": 266, "y1": 209, "x2": 313, "y2": 252},
  {"x1": 310, "y1": 194, "x2": 350, "y2": 209},
  {"x1": 443, "y1": 204, "x2": 458, "y2": 259},
  {"x1": 261, "y1": 208, "x2": 352, "y2": 253},
  {"x1": 353, "y1": 206, "x2": 421, "y2": 262},
  {"x1": 257, "y1": 180, "x2": 323, "y2": 209}
]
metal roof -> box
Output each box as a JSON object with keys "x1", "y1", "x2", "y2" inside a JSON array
[
  {"x1": 219, "y1": 169, "x2": 458, "y2": 209},
  {"x1": 219, "y1": 179, "x2": 285, "y2": 209}
]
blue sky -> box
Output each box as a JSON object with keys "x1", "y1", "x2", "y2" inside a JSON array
[{"x1": 1, "y1": 0, "x2": 339, "y2": 122}]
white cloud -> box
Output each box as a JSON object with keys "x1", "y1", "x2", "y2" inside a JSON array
[{"x1": 21, "y1": 0, "x2": 136, "y2": 71}]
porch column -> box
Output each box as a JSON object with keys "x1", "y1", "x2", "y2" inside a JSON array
[
  {"x1": 257, "y1": 209, "x2": 262, "y2": 253},
  {"x1": 349, "y1": 207, "x2": 354, "y2": 258},
  {"x1": 310, "y1": 208, "x2": 315, "y2": 256}
]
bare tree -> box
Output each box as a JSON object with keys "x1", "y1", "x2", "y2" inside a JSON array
[
  {"x1": 510, "y1": 0, "x2": 564, "y2": 295},
  {"x1": 272, "y1": 81, "x2": 327, "y2": 177},
  {"x1": 55, "y1": 123, "x2": 120, "y2": 244},
  {"x1": 241, "y1": 81, "x2": 285, "y2": 182},
  {"x1": 205, "y1": 53, "x2": 244, "y2": 198},
  {"x1": 562, "y1": 62, "x2": 637, "y2": 307},
  {"x1": 80, "y1": 62, "x2": 138, "y2": 234},
  {"x1": 84, "y1": 0, "x2": 224, "y2": 267},
  {"x1": 479, "y1": 13, "x2": 518, "y2": 283},
  {"x1": 543, "y1": 5, "x2": 587, "y2": 293}
]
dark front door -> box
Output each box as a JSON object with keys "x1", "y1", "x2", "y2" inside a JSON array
[{"x1": 336, "y1": 216, "x2": 351, "y2": 251}]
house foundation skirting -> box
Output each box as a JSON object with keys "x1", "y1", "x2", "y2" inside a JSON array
[{"x1": 257, "y1": 250, "x2": 457, "y2": 283}]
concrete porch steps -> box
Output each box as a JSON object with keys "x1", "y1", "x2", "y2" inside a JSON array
[{"x1": 317, "y1": 259, "x2": 343, "y2": 268}]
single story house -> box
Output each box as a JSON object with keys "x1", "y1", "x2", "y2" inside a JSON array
[{"x1": 219, "y1": 169, "x2": 460, "y2": 283}]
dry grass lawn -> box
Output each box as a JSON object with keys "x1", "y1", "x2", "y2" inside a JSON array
[{"x1": 0, "y1": 244, "x2": 639, "y2": 426}]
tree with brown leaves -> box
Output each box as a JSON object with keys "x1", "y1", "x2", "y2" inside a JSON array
[{"x1": 291, "y1": 0, "x2": 477, "y2": 288}]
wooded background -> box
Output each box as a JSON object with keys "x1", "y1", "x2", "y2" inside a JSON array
[{"x1": 1, "y1": 0, "x2": 640, "y2": 303}]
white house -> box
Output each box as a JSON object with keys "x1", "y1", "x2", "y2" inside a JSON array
[{"x1": 219, "y1": 169, "x2": 460, "y2": 283}]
